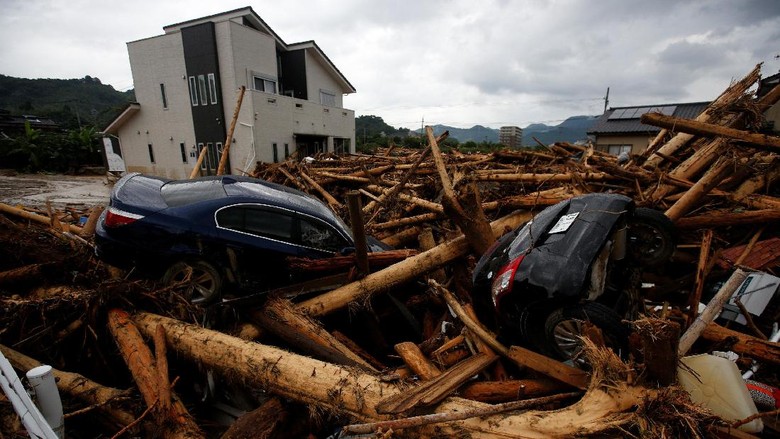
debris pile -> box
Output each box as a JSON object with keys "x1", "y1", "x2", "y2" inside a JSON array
[{"x1": 0, "y1": 63, "x2": 779, "y2": 438}]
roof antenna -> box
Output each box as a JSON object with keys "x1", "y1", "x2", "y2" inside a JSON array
[{"x1": 603, "y1": 87, "x2": 610, "y2": 113}]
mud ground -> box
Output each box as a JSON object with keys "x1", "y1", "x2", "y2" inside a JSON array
[{"x1": 0, "y1": 170, "x2": 111, "y2": 209}]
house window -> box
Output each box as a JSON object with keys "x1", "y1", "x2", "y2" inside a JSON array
[
  {"x1": 160, "y1": 84, "x2": 168, "y2": 109},
  {"x1": 179, "y1": 142, "x2": 187, "y2": 163},
  {"x1": 607, "y1": 145, "x2": 632, "y2": 156},
  {"x1": 320, "y1": 90, "x2": 336, "y2": 107},
  {"x1": 284, "y1": 143, "x2": 289, "y2": 159},
  {"x1": 198, "y1": 75, "x2": 208, "y2": 105},
  {"x1": 148, "y1": 144, "x2": 155, "y2": 163},
  {"x1": 272, "y1": 143, "x2": 278, "y2": 163},
  {"x1": 253, "y1": 75, "x2": 277, "y2": 94},
  {"x1": 208, "y1": 73, "x2": 218, "y2": 104},
  {"x1": 334, "y1": 138, "x2": 350, "y2": 155},
  {"x1": 188, "y1": 77, "x2": 198, "y2": 106}
]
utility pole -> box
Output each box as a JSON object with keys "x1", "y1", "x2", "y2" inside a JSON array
[{"x1": 603, "y1": 87, "x2": 610, "y2": 113}]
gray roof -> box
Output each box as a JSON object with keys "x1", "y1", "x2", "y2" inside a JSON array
[{"x1": 587, "y1": 101, "x2": 710, "y2": 135}]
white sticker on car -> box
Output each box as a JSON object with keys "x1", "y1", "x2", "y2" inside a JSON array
[{"x1": 548, "y1": 212, "x2": 579, "y2": 234}]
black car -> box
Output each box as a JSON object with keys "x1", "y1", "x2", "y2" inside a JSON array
[
  {"x1": 472, "y1": 193, "x2": 676, "y2": 361},
  {"x1": 95, "y1": 173, "x2": 383, "y2": 303}
]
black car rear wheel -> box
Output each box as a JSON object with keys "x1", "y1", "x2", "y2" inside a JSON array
[
  {"x1": 163, "y1": 261, "x2": 222, "y2": 305},
  {"x1": 627, "y1": 208, "x2": 676, "y2": 266},
  {"x1": 543, "y1": 302, "x2": 629, "y2": 363}
]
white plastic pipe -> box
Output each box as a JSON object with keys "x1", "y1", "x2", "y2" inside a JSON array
[
  {"x1": 26, "y1": 365, "x2": 64, "y2": 438},
  {"x1": 0, "y1": 350, "x2": 58, "y2": 439}
]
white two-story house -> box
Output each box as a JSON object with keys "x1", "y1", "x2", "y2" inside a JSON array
[{"x1": 103, "y1": 6, "x2": 356, "y2": 179}]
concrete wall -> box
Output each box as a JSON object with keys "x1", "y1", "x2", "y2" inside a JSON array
[
  {"x1": 124, "y1": 34, "x2": 196, "y2": 179},
  {"x1": 305, "y1": 50, "x2": 344, "y2": 108}
]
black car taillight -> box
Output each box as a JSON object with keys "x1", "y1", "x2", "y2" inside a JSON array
[
  {"x1": 491, "y1": 255, "x2": 524, "y2": 309},
  {"x1": 104, "y1": 207, "x2": 144, "y2": 227}
]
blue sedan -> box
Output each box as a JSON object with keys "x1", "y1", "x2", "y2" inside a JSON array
[{"x1": 95, "y1": 173, "x2": 371, "y2": 303}]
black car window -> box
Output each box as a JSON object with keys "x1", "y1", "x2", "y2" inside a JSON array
[
  {"x1": 300, "y1": 218, "x2": 347, "y2": 252},
  {"x1": 216, "y1": 206, "x2": 294, "y2": 242}
]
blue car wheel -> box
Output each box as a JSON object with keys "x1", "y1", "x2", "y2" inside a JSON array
[{"x1": 163, "y1": 261, "x2": 223, "y2": 304}]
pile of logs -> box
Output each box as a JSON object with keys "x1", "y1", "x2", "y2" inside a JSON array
[{"x1": 0, "y1": 63, "x2": 778, "y2": 438}]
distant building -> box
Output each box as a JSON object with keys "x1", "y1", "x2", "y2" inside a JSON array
[
  {"x1": 498, "y1": 126, "x2": 522, "y2": 148},
  {"x1": 0, "y1": 111, "x2": 59, "y2": 134},
  {"x1": 587, "y1": 102, "x2": 709, "y2": 155},
  {"x1": 103, "y1": 6, "x2": 356, "y2": 179}
]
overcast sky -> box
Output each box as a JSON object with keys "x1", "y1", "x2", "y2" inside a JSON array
[{"x1": 2, "y1": 0, "x2": 780, "y2": 129}]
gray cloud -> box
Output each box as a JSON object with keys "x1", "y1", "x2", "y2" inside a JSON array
[{"x1": 1, "y1": 0, "x2": 779, "y2": 128}]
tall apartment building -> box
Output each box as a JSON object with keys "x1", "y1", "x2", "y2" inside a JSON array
[
  {"x1": 499, "y1": 126, "x2": 522, "y2": 148},
  {"x1": 103, "y1": 7, "x2": 356, "y2": 179}
]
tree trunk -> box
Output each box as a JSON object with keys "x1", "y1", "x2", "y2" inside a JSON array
[
  {"x1": 460, "y1": 379, "x2": 571, "y2": 403},
  {"x1": 251, "y1": 299, "x2": 376, "y2": 371},
  {"x1": 701, "y1": 323, "x2": 780, "y2": 366},
  {"x1": 664, "y1": 156, "x2": 734, "y2": 222},
  {"x1": 641, "y1": 112, "x2": 780, "y2": 152},
  {"x1": 675, "y1": 208, "x2": 780, "y2": 229},
  {"x1": 133, "y1": 312, "x2": 661, "y2": 437},
  {"x1": 295, "y1": 210, "x2": 531, "y2": 317},
  {"x1": 107, "y1": 309, "x2": 204, "y2": 439}
]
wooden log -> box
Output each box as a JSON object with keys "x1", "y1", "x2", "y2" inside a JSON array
[
  {"x1": 346, "y1": 191, "x2": 369, "y2": 276},
  {"x1": 216, "y1": 85, "x2": 246, "y2": 175},
  {"x1": 643, "y1": 64, "x2": 761, "y2": 169},
  {"x1": 107, "y1": 309, "x2": 204, "y2": 438},
  {"x1": 220, "y1": 397, "x2": 287, "y2": 439},
  {"x1": 688, "y1": 230, "x2": 714, "y2": 323},
  {"x1": 286, "y1": 249, "x2": 418, "y2": 273},
  {"x1": 427, "y1": 126, "x2": 494, "y2": 255},
  {"x1": 631, "y1": 318, "x2": 681, "y2": 386},
  {"x1": 153, "y1": 325, "x2": 171, "y2": 413},
  {"x1": 0, "y1": 263, "x2": 46, "y2": 287},
  {"x1": 675, "y1": 208, "x2": 780, "y2": 229},
  {"x1": 394, "y1": 342, "x2": 441, "y2": 380},
  {"x1": 460, "y1": 379, "x2": 571, "y2": 403},
  {"x1": 189, "y1": 143, "x2": 209, "y2": 179},
  {"x1": 431, "y1": 279, "x2": 589, "y2": 390},
  {"x1": 366, "y1": 184, "x2": 444, "y2": 214},
  {"x1": 665, "y1": 156, "x2": 734, "y2": 222},
  {"x1": 251, "y1": 300, "x2": 376, "y2": 371},
  {"x1": 379, "y1": 226, "x2": 422, "y2": 248},
  {"x1": 418, "y1": 228, "x2": 446, "y2": 283},
  {"x1": 471, "y1": 172, "x2": 612, "y2": 183},
  {"x1": 332, "y1": 331, "x2": 387, "y2": 371},
  {"x1": 295, "y1": 210, "x2": 531, "y2": 317},
  {"x1": 678, "y1": 269, "x2": 748, "y2": 356},
  {"x1": 371, "y1": 212, "x2": 442, "y2": 230},
  {"x1": 375, "y1": 353, "x2": 498, "y2": 414},
  {"x1": 701, "y1": 323, "x2": 780, "y2": 366},
  {"x1": 79, "y1": 205, "x2": 104, "y2": 237},
  {"x1": 0, "y1": 202, "x2": 82, "y2": 234},
  {"x1": 344, "y1": 391, "x2": 581, "y2": 435},
  {"x1": 0, "y1": 344, "x2": 136, "y2": 428},
  {"x1": 299, "y1": 168, "x2": 342, "y2": 208},
  {"x1": 133, "y1": 312, "x2": 658, "y2": 437},
  {"x1": 642, "y1": 112, "x2": 780, "y2": 152}
]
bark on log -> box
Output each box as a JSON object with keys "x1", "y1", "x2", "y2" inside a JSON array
[
  {"x1": 688, "y1": 230, "x2": 714, "y2": 323},
  {"x1": 286, "y1": 250, "x2": 417, "y2": 273},
  {"x1": 664, "y1": 156, "x2": 735, "y2": 222},
  {"x1": 631, "y1": 318, "x2": 681, "y2": 386},
  {"x1": 471, "y1": 172, "x2": 612, "y2": 183},
  {"x1": 133, "y1": 312, "x2": 657, "y2": 437},
  {"x1": 375, "y1": 353, "x2": 498, "y2": 414},
  {"x1": 79, "y1": 205, "x2": 104, "y2": 237},
  {"x1": 295, "y1": 210, "x2": 531, "y2": 317},
  {"x1": 299, "y1": 168, "x2": 342, "y2": 208},
  {"x1": 675, "y1": 208, "x2": 780, "y2": 229},
  {"x1": 107, "y1": 309, "x2": 204, "y2": 438},
  {"x1": 678, "y1": 269, "x2": 748, "y2": 356},
  {"x1": 220, "y1": 397, "x2": 286, "y2": 439},
  {"x1": 251, "y1": 300, "x2": 376, "y2": 371},
  {"x1": 641, "y1": 112, "x2": 780, "y2": 152},
  {"x1": 701, "y1": 323, "x2": 780, "y2": 366},
  {"x1": 0, "y1": 202, "x2": 83, "y2": 234},
  {"x1": 216, "y1": 85, "x2": 246, "y2": 176},
  {"x1": 0, "y1": 263, "x2": 47, "y2": 287},
  {"x1": 394, "y1": 342, "x2": 441, "y2": 380},
  {"x1": 427, "y1": 126, "x2": 495, "y2": 255},
  {"x1": 460, "y1": 379, "x2": 571, "y2": 403}
]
